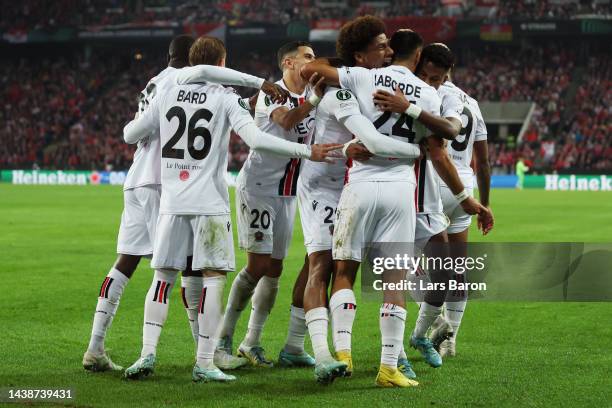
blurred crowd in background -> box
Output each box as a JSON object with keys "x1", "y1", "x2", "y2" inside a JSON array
[{"x1": 1, "y1": 0, "x2": 610, "y2": 174}]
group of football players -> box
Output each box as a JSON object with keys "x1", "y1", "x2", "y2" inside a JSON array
[{"x1": 82, "y1": 15, "x2": 493, "y2": 388}]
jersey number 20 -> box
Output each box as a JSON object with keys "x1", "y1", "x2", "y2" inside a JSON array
[{"x1": 162, "y1": 106, "x2": 213, "y2": 160}]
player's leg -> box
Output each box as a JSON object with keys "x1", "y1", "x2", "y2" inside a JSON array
[
  {"x1": 84, "y1": 186, "x2": 158, "y2": 372},
  {"x1": 410, "y1": 220, "x2": 449, "y2": 369},
  {"x1": 218, "y1": 189, "x2": 273, "y2": 360},
  {"x1": 180, "y1": 257, "x2": 202, "y2": 346},
  {"x1": 192, "y1": 214, "x2": 239, "y2": 382},
  {"x1": 372, "y1": 181, "x2": 418, "y2": 388},
  {"x1": 441, "y1": 227, "x2": 469, "y2": 358},
  {"x1": 125, "y1": 214, "x2": 189, "y2": 379},
  {"x1": 279, "y1": 255, "x2": 315, "y2": 367}
]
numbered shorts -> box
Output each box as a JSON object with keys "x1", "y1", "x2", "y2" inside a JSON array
[
  {"x1": 415, "y1": 212, "x2": 450, "y2": 250},
  {"x1": 332, "y1": 181, "x2": 416, "y2": 262},
  {"x1": 151, "y1": 213, "x2": 235, "y2": 271},
  {"x1": 440, "y1": 185, "x2": 474, "y2": 234},
  {"x1": 236, "y1": 188, "x2": 297, "y2": 260},
  {"x1": 298, "y1": 180, "x2": 342, "y2": 255},
  {"x1": 117, "y1": 185, "x2": 161, "y2": 256}
]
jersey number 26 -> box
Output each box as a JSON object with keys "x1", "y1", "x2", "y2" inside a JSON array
[{"x1": 162, "y1": 106, "x2": 213, "y2": 160}]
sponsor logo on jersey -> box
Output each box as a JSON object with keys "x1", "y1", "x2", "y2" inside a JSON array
[
  {"x1": 336, "y1": 89, "x2": 352, "y2": 100},
  {"x1": 226, "y1": 221, "x2": 231, "y2": 232},
  {"x1": 254, "y1": 231, "x2": 264, "y2": 242},
  {"x1": 238, "y1": 97, "x2": 249, "y2": 111},
  {"x1": 312, "y1": 200, "x2": 318, "y2": 210},
  {"x1": 179, "y1": 170, "x2": 190, "y2": 181}
]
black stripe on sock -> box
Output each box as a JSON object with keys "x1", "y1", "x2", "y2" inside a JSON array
[{"x1": 153, "y1": 280, "x2": 161, "y2": 302}]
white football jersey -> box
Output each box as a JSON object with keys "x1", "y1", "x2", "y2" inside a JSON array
[
  {"x1": 337, "y1": 65, "x2": 441, "y2": 184},
  {"x1": 123, "y1": 67, "x2": 177, "y2": 190},
  {"x1": 237, "y1": 79, "x2": 315, "y2": 197},
  {"x1": 134, "y1": 82, "x2": 253, "y2": 215},
  {"x1": 300, "y1": 86, "x2": 360, "y2": 189},
  {"x1": 438, "y1": 81, "x2": 488, "y2": 188}
]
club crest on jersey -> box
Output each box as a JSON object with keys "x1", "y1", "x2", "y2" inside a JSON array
[
  {"x1": 179, "y1": 170, "x2": 190, "y2": 181},
  {"x1": 238, "y1": 98, "x2": 249, "y2": 111},
  {"x1": 254, "y1": 231, "x2": 264, "y2": 242},
  {"x1": 312, "y1": 200, "x2": 318, "y2": 211},
  {"x1": 336, "y1": 90, "x2": 352, "y2": 100}
]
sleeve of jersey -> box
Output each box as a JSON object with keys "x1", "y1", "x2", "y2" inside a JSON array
[
  {"x1": 174, "y1": 65, "x2": 264, "y2": 89},
  {"x1": 340, "y1": 115, "x2": 421, "y2": 159},
  {"x1": 331, "y1": 91, "x2": 361, "y2": 121},
  {"x1": 442, "y1": 93, "x2": 463, "y2": 121},
  {"x1": 337, "y1": 66, "x2": 368, "y2": 93},
  {"x1": 475, "y1": 115, "x2": 488, "y2": 141},
  {"x1": 236, "y1": 123, "x2": 311, "y2": 159},
  {"x1": 123, "y1": 96, "x2": 161, "y2": 144}
]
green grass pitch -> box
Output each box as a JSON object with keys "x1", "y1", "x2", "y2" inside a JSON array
[{"x1": 0, "y1": 185, "x2": 610, "y2": 407}]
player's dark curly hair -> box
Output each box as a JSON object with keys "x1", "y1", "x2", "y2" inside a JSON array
[
  {"x1": 416, "y1": 43, "x2": 455, "y2": 73},
  {"x1": 336, "y1": 15, "x2": 387, "y2": 66}
]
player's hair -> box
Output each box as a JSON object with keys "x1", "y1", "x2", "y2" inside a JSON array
[
  {"x1": 389, "y1": 29, "x2": 423, "y2": 61},
  {"x1": 417, "y1": 43, "x2": 455, "y2": 72},
  {"x1": 336, "y1": 15, "x2": 387, "y2": 66},
  {"x1": 168, "y1": 35, "x2": 195, "y2": 65},
  {"x1": 277, "y1": 41, "x2": 312, "y2": 70},
  {"x1": 189, "y1": 36, "x2": 226, "y2": 66}
]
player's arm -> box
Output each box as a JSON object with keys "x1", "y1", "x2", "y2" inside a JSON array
[
  {"x1": 123, "y1": 96, "x2": 161, "y2": 144},
  {"x1": 226, "y1": 94, "x2": 341, "y2": 162},
  {"x1": 175, "y1": 65, "x2": 289, "y2": 104},
  {"x1": 269, "y1": 73, "x2": 325, "y2": 131},
  {"x1": 427, "y1": 136, "x2": 491, "y2": 226},
  {"x1": 339, "y1": 115, "x2": 421, "y2": 159},
  {"x1": 373, "y1": 87, "x2": 459, "y2": 140},
  {"x1": 300, "y1": 58, "x2": 340, "y2": 85},
  {"x1": 473, "y1": 140, "x2": 491, "y2": 207}
]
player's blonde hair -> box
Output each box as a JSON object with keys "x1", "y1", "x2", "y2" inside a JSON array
[{"x1": 189, "y1": 36, "x2": 226, "y2": 66}]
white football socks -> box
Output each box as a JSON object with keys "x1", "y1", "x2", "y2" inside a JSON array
[
  {"x1": 87, "y1": 267, "x2": 129, "y2": 355},
  {"x1": 180, "y1": 275, "x2": 203, "y2": 344},
  {"x1": 141, "y1": 269, "x2": 177, "y2": 357},
  {"x1": 329, "y1": 289, "x2": 356, "y2": 353},
  {"x1": 305, "y1": 307, "x2": 332, "y2": 362},
  {"x1": 283, "y1": 305, "x2": 307, "y2": 354},
  {"x1": 445, "y1": 300, "x2": 467, "y2": 341},
  {"x1": 219, "y1": 268, "x2": 257, "y2": 339},
  {"x1": 196, "y1": 275, "x2": 227, "y2": 368},
  {"x1": 379, "y1": 303, "x2": 407, "y2": 367},
  {"x1": 243, "y1": 276, "x2": 279, "y2": 348},
  {"x1": 413, "y1": 302, "x2": 443, "y2": 338}
]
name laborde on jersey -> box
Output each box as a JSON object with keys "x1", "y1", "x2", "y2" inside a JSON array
[{"x1": 374, "y1": 74, "x2": 423, "y2": 98}]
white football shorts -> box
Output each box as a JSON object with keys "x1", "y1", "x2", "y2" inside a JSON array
[
  {"x1": 415, "y1": 212, "x2": 450, "y2": 250},
  {"x1": 440, "y1": 185, "x2": 474, "y2": 234},
  {"x1": 236, "y1": 188, "x2": 297, "y2": 260},
  {"x1": 298, "y1": 179, "x2": 342, "y2": 255},
  {"x1": 116, "y1": 185, "x2": 161, "y2": 256},
  {"x1": 151, "y1": 213, "x2": 235, "y2": 271},
  {"x1": 332, "y1": 181, "x2": 416, "y2": 262}
]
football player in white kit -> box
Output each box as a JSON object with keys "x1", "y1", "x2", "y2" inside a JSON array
[
  {"x1": 82, "y1": 35, "x2": 195, "y2": 373},
  {"x1": 121, "y1": 37, "x2": 340, "y2": 382},
  {"x1": 212, "y1": 41, "x2": 324, "y2": 369},
  {"x1": 416, "y1": 43, "x2": 493, "y2": 358},
  {"x1": 302, "y1": 19, "x2": 491, "y2": 387}
]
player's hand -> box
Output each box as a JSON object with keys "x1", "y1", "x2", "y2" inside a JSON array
[
  {"x1": 309, "y1": 143, "x2": 344, "y2": 163},
  {"x1": 308, "y1": 73, "x2": 326, "y2": 97},
  {"x1": 345, "y1": 142, "x2": 373, "y2": 162},
  {"x1": 261, "y1": 80, "x2": 289, "y2": 104},
  {"x1": 373, "y1": 87, "x2": 409, "y2": 113},
  {"x1": 460, "y1": 196, "x2": 487, "y2": 216},
  {"x1": 477, "y1": 206, "x2": 494, "y2": 235}
]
